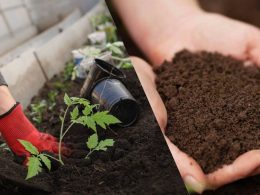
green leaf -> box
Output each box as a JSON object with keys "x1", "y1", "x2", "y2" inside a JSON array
[
  {"x1": 113, "y1": 41, "x2": 124, "y2": 47},
  {"x1": 39, "y1": 154, "x2": 51, "y2": 171},
  {"x1": 87, "y1": 134, "x2": 98, "y2": 149},
  {"x1": 97, "y1": 139, "x2": 114, "y2": 151},
  {"x1": 18, "y1": 140, "x2": 39, "y2": 155},
  {"x1": 84, "y1": 117, "x2": 97, "y2": 132},
  {"x1": 71, "y1": 106, "x2": 79, "y2": 120},
  {"x1": 109, "y1": 45, "x2": 124, "y2": 56},
  {"x1": 76, "y1": 116, "x2": 97, "y2": 131},
  {"x1": 70, "y1": 97, "x2": 90, "y2": 106},
  {"x1": 82, "y1": 106, "x2": 92, "y2": 116},
  {"x1": 121, "y1": 62, "x2": 133, "y2": 69},
  {"x1": 26, "y1": 156, "x2": 42, "y2": 180},
  {"x1": 64, "y1": 93, "x2": 72, "y2": 106},
  {"x1": 92, "y1": 111, "x2": 121, "y2": 129}
]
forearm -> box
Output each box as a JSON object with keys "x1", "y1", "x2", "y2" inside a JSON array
[
  {"x1": 0, "y1": 73, "x2": 15, "y2": 115},
  {"x1": 111, "y1": 0, "x2": 203, "y2": 64}
]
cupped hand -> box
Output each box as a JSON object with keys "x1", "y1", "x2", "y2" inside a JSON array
[
  {"x1": 144, "y1": 12, "x2": 260, "y2": 68},
  {"x1": 130, "y1": 57, "x2": 260, "y2": 193}
]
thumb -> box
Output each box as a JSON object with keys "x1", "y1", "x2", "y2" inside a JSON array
[
  {"x1": 247, "y1": 27, "x2": 260, "y2": 67},
  {"x1": 130, "y1": 56, "x2": 168, "y2": 130}
]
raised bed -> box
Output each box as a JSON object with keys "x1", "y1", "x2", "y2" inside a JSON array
[{"x1": 0, "y1": 65, "x2": 187, "y2": 194}]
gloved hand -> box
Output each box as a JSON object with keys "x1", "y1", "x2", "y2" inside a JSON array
[{"x1": 0, "y1": 103, "x2": 70, "y2": 165}]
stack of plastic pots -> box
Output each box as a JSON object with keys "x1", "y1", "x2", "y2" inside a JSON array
[{"x1": 80, "y1": 59, "x2": 139, "y2": 127}]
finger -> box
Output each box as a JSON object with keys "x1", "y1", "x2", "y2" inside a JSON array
[
  {"x1": 164, "y1": 136, "x2": 208, "y2": 193},
  {"x1": 247, "y1": 26, "x2": 260, "y2": 67},
  {"x1": 40, "y1": 133, "x2": 57, "y2": 142},
  {"x1": 207, "y1": 150, "x2": 260, "y2": 189},
  {"x1": 130, "y1": 56, "x2": 168, "y2": 130}
]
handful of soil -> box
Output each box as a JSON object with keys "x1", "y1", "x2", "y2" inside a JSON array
[{"x1": 156, "y1": 50, "x2": 260, "y2": 173}]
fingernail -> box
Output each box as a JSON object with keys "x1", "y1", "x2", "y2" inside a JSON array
[{"x1": 184, "y1": 175, "x2": 204, "y2": 194}]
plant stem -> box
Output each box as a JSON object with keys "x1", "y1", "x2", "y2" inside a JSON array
[
  {"x1": 58, "y1": 105, "x2": 70, "y2": 165},
  {"x1": 85, "y1": 149, "x2": 94, "y2": 159},
  {"x1": 43, "y1": 154, "x2": 62, "y2": 164},
  {"x1": 61, "y1": 122, "x2": 75, "y2": 140},
  {"x1": 111, "y1": 56, "x2": 129, "y2": 62}
]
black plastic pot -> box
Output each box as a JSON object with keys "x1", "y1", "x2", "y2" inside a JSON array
[
  {"x1": 80, "y1": 59, "x2": 126, "y2": 98},
  {"x1": 91, "y1": 79, "x2": 139, "y2": 127},
  {"x1": 80, "y1": 59, "x2": 139, "y2": 127}
]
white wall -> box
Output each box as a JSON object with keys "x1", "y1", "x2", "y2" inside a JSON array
[
  {"x1": 0, "y1": 0, "x2": 97, "y2": 56},
  {"x1": 0, "y1": 0, "x2": 36, "y2": 56},
  {"x1": 25, "y1": 0, "x2": 97, "y2": 31}
]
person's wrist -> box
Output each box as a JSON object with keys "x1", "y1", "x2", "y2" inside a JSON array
[{"x1": 0, "y1": 86, "x2": 16, "y2": 115}]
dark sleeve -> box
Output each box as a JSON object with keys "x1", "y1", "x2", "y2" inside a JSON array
[{"x1": 0, "y1": 72, "x2": 7, "y2": 86}]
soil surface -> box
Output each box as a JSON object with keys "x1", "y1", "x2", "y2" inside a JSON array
[
  {"x1": 0, "y1": 69, "x2": 187, "y2": 194},
  {"x1": 156, "y1": 50, "x2": 260, "y2": 194}
]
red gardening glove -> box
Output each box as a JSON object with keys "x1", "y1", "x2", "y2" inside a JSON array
[{"x1": 0, "y1": 103, "x2": 70, "y2": 164}]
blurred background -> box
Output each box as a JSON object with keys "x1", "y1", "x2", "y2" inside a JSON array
[
  {"x1": 0, "y1": 0, "x2": 97, "y2": 56},
  {"x1": 199, "y1": 0, "x2": 260, "y2": 27}
]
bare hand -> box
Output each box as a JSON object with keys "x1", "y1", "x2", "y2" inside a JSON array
[{"x1": 131, "y1": 57, "x2": 260, "y2": 193}]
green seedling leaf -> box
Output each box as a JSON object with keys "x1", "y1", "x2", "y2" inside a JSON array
[
  {"x1": 64, "y1": 61, "x2": 75, "y2": 80},
  {"x1": 92, "y1": 111, "x2": 121, "y2": 129},
  {"x1": 26, "y1": 156, "x2": 42, "y2": 180},
  {"x1": 71, "y1": 106, "x2": 79, "y2": 120},
  {"x1": 76, "y1": 116, "x2": 97, "y2": 132},
  {"x1": 82, "y1": 106, "x2": 92, "y2": 116},
  {"x1": 87, "y1": 134, "x2": 98, "y2": 149},
  {"x1": 64, "y1": 93, "x2": 72, "y2": 106},
  {"x1": 97, "y1": 139, "x2": 114, "y2": 151},
  {"x1": 113, "y1": 41, "x2": 124, "y2": 47},
  {"x1": 18, "y1": 140, "x2": 39, "y2": 155},
  {"x1": 70, "y1": 97, "x2": 90, "y2": 106},
  {"x1": 39, "y1": 154, "x2": 51, "y2": 171},
  {"x1": 109, "y1": 45, "x2": 124, "y2": 56},
  {"x1": 120, "y1": 62, "x2": 133, "y2": 69},
  {"x1": 84, "y1": 117, "x2": 97, "y2": 132}
]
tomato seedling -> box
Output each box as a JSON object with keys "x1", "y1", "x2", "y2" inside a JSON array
[
  {"x1": 30, "y1": 100, "x2": 47, "y2": 125},
  {"x1": 58, "y1": 94, "x2": 120, "y2": 164},
  {"x1": 18, "y1": 140, "x2": 55, "y2": 180},
  {"x1": 47, "y1": 91, "x2": 58, "y2": 111},
  {"x1": 86, "y1": 133, "x2": 114, "y2": 159}
]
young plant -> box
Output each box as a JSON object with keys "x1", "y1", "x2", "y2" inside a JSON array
[
  {"x1": 30, "y1": 100, "x2": 47, "y2": 124},
  {"x1": 90, "y1": 13, "x2": 118, "y2": 43},
  {"x1": 47, "y1": 91, "x2": 58, "y2": 110},
  {"x1": 103, "y1": 42, "x2": 133, "y2": 69},
  {"x1": 64, "y1": 61, "x2": 76, "y2": 81},
  {"x1": 18, "y1": 140, "x2": 54, "y2": 180},
  {"x1": 86, "y1": 133, "x2": 114, "y2": 159},
  {"x1": 57, "y1": 94, "x2": 120, "y2": 164},
  {"x1": 53, "y1": 81, "x2": 70, "y2": 92},
  {"x1": 90, "y1": 13, "x2": 113, "y2": 30}
]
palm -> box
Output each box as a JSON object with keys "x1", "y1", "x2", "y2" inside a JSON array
[{"x1": 131, "y1": 56, "x2": 260, "y2": 193}]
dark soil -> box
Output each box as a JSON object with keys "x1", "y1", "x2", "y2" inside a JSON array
[
  {"x1": 156, "y1": 50, "x2": 260, "y2": 194},
  {"x1": 0, "y1": 69, "x2": 187, "y2": 194}
]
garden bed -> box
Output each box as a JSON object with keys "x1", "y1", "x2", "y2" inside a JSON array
[
  {"x1": 156, "y1": 50, "x2": 260, "y2": 194},
  {"x1": 0, "y1": 67, "x2": 187, "y2": 194}
]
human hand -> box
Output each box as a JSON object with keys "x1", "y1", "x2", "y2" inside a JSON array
[
  {"x1": 145, "y1": 11, "x2": 260, "y2": 67},
  {"x1": 0, "y1": 103, "x2": 70, "y2": 165},
  {"x1": 130, "y1": 57, "x2": 260, "y2": 193}
]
